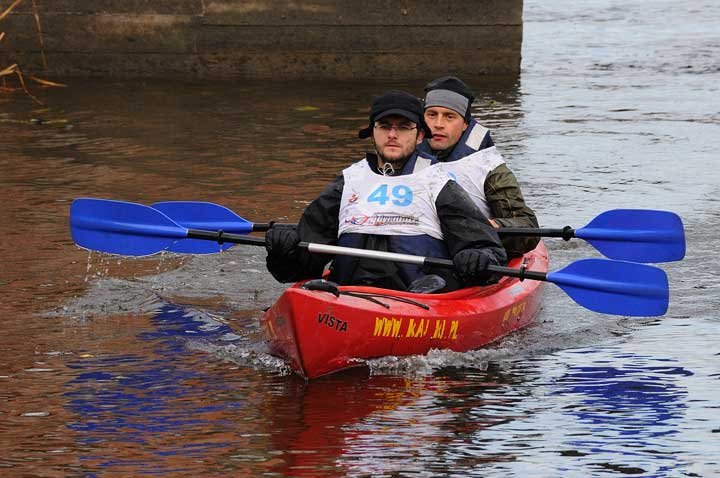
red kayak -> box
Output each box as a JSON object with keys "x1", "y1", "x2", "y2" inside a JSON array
[{"x1": 261, "y1": 242, "x2": 549, "y2": 379}]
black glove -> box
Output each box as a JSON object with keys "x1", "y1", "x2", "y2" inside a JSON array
[
  {"x1": 453, "y1": 249, "x2": 492, "y2": 283},
  {"x1": 265, "y1": 225, "x2": 300, "y2": 261}
]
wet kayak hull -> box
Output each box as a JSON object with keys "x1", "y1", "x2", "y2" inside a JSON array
[{"x1": 261, "y1": 242, "x2": 548, "y2": 379}]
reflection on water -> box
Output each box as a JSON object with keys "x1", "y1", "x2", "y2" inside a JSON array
[
  {"x1": 59, "y1": 304, "x2": 546, "y2": 477},
  {"x1": 1, "y1": 0, "x2": 719, "y2": 475},
  {"x1": 552, "y1": 355, "x2": 691, "y2": 476},
  {"x1": 65, "y1": 306, "x2": 246, "y2": 474}
]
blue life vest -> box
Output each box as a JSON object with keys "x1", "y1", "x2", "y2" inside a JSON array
[
  {"x1": 397, "y1": 150, "x2": 435, "y2": 174},
  {"x1": 417, "y1": 119, "x2": 494, "y2": 162}
]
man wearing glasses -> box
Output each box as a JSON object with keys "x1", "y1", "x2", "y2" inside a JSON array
[{"x1": 265, "y1": 90, "x2": 507, "y2": 293}]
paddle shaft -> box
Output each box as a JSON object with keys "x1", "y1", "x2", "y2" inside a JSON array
[
  {"x1": 498, "y1": 226, "x2": 574, "y2": 241},
  {"x1": 247, "y1": 222, "x2": 574, "y2": 241},
  {"x1": 185, "y1": 229, "x2": 549, "y2": 282},
  {"x1": 248, "y1": 223, "x2": 273, "y2": 232},
  {"x1": 243, "y1": 222, "x2": 676, "y2": 245}
]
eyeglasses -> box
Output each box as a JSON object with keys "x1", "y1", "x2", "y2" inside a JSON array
[{"x1": 373, "y1": 122, "x2": 418, "y2": 134}]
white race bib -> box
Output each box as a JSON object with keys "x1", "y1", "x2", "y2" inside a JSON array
[
  {"x1": 338, "y1": 159, "x2": 449, "y2": 239},
  {"x1": 436, "y1": 146, "x2": 505, "y2": 218}
]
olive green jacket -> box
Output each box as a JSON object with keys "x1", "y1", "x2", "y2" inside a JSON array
[{"x1": 484, "y1": 163, "x2": 540, "y2": 257}]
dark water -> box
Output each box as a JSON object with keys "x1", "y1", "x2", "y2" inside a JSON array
[{"x1": 2, "y1": 1, "x2": 719, "y2": 476}]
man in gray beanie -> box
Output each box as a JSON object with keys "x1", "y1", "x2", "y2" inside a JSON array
[{"x1": 417, "y1": 76, "x2": 539, "y2": 257}]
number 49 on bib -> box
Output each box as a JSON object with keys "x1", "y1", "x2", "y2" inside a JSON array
[{"x1": 367, "y1": 184, "x2": 413, "y2": 207}]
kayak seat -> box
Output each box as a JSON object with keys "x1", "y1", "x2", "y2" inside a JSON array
[
  {"x1": 406, "y1": 274, "x2": 447, "y2": 294},
  {"x1": 301, "y1": 279, "x2": 341, "y2": 297}
]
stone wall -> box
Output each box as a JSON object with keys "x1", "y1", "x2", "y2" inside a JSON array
[{"x1": 2, "y1": 0, "x2": 523, "y2": 79}]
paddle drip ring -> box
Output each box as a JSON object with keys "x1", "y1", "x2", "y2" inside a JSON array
[
  {"x1": 561, "y1": 226, "x2": 573, "y2": 241},
  {"x1": 518, "y1": 260, "x2": 528, "y2": 281},
  {"x1": 217, "y1": 229, "x2": 225, "y2": 245}
]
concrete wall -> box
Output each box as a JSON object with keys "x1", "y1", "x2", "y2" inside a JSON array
[{"x1": 2, "y1": 1, "x2": 523, "y2": 79}]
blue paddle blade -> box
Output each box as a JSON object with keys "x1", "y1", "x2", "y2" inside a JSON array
[
  {"x1": 70, "y1": 198, "x2": 188, "y2": 256},
  {"x1": 547, "y1": 258, "x2": 669, "y2": 317},
  {"x1": 152, "y1": 201, "x2": 253, "y2": 253},
  {"x1": 575, "y1": 209, "x2": 685, "y2": 263}
]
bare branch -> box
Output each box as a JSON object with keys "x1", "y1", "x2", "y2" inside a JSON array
[{"x1": 0, "y1": 0, "x2": 25, "y2": 22}]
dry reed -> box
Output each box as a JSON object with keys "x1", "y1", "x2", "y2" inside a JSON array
[{"x1": 1, "y1": 0, "x2": 65, "y2": 105}]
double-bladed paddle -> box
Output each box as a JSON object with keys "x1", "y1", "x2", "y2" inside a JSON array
[
  {"x1": 151, "y1": 201, "x2": 685, "y2": 263},
  {"x1": 70, "y1": 198, "x2": 670, "y2": 317}
]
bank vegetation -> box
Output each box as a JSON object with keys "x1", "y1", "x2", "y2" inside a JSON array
[{"x1": 1, "y1": 0, "x2": 64, "y2": 105}]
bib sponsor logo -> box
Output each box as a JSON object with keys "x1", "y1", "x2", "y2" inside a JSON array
[{"x1": 345, "y1": 213, "x2": 419, "y2": 227}]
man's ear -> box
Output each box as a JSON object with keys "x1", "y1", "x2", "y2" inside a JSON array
[{"x1": 416, "y1": 129, "x2": 425, "y2": 145}]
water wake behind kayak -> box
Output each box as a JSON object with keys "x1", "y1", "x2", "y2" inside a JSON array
[{"x1": 48, "y1": 244, "x2": 644, "y2": 379}]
